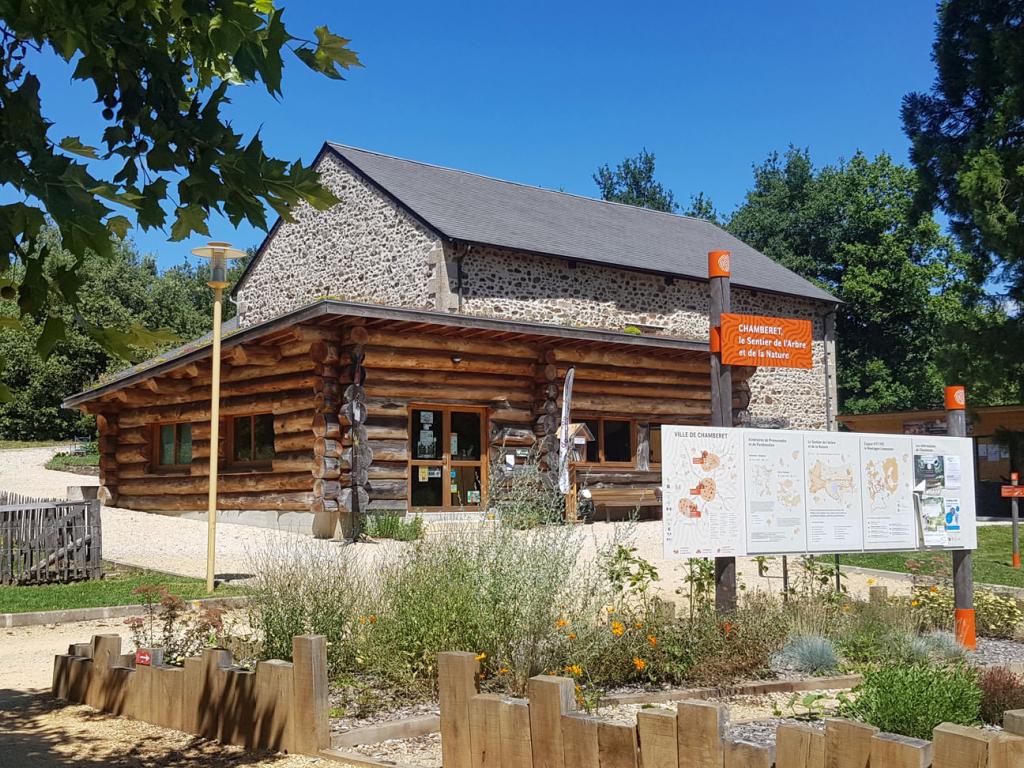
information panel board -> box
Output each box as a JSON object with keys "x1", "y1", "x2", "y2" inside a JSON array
[{"x1": 663, "y1": 426, "x2": 976, "y2": 559}]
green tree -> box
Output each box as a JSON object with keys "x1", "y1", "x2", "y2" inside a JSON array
[
  {"x1": 0, "y1": 1, "x2": 360, "y2": 397},
  {"x1": 0, "y1": 229, "x2": 252, "y2": 439},
  {"x1": 902, "y1": 0, "x2": 1024, "y2": 301},
  {"x1": 727, "y1": 147, "x2": 1012, "y2": 413},
  {"x1": 683, "y1": 191, "x2": 720, "y2": 223},
  {"x1": 594, "y1": 149, "x2": 677, "y2": 212}
]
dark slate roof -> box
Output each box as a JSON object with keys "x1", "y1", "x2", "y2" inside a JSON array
[{"x1": 326, "y1": 143, "x2": 837, "y2": 303}]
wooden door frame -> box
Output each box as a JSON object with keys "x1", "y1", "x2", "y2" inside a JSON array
[{"x1": 407, "y1": 404, "x2": 489, "y2": 511}]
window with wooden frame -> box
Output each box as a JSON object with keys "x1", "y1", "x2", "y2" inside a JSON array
[
  {"x1": 153, "y1": 422, "x2": 192, "y2": 470},
  {"x1": 228, "y1": 413, "x2": 276, "y2": 466},
  {"x1": 408, "y1": 405, "x2": 487, "y2": 510},
  {"x1": 578, "y1": 418, "x2": 635, "y2": 466}
]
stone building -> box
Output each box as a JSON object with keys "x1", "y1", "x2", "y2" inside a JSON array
[{"x1": 65, "y1": 143, "x2": 838, "y2": 535}]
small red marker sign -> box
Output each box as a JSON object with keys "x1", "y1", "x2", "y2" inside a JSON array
[
  {"x1": 1002, "y1": 486, "x2": 1024, "y2": 498},
  {"x1": 135, "y1": 650, "x2": 152, "y2": 666}
]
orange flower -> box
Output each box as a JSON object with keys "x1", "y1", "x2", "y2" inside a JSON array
[
  {"x1": 632, "y1": 657, "x2": 647, "y2": 671},
  {"x1": 929, "y1": 585, "x2": 939, "y2": 593},
  {"x1": 555, "y1": 618, "x2": 569, "y2": 628},
  {"x1": 498, "y1": 667, "x2": 510, "y2": 675},
  {"x1": 648, "y1": 635, "x2": 658, "y2": 647},
  {"x1": 567, "y1": 632, "x2": 577, "y2": 640},
  {"x1": 611, "y1": 620, "x2": 626, "y2": 637},
  {"x1": 369, "y1": 615, "x2": 377, "y2": 624},
  {"x1": 634, "y1": 622, "x2": 645, "y2": 630},
  {"x1": 564, "y1": 664, "x2": 583, "y2": 677}
]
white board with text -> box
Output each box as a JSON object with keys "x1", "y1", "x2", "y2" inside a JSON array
[{"x1": 662, "y1": 426, "x2": 977, "y2": 559}]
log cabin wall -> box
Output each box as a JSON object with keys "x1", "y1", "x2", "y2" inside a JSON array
[{"x1": 88, "y1": 328, "x2": 325, "y2": 520}]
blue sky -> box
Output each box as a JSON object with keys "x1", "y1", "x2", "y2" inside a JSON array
[{"x1": 25, "y1": 0, "x2": 940, "y2": 270}]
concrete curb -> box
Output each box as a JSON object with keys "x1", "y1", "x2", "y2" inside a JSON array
[{"x1": 0, "y1": 594, "x2": 248, "y2": 629}]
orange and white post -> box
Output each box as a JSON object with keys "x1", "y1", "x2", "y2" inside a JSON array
[{"x1": 945, "y1": 385, "x2": 976, "y2": 649}]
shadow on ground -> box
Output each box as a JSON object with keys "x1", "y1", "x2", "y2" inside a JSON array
[{"x1": 0, "y1": 688, "x2": 295, "y2": 767}]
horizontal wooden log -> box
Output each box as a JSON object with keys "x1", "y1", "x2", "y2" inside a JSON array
[
  {"x1": 313, "y1": 392, "x2": 339, "y2": 412},
  {"x1": 313, "y1": 479, "x2": 342, "y2": 498},
  {"x1": 367, "y1": 439, "x2": 407, "y2": 462},
  {"x1": 358, "y1": 368, "x2": 533, "y2": 390},
  {"x1": 549, "y1": 347, "x2": 710, "y2": 374},
  {"x1": 365, "y1": 382, "x2": 534, "y2": 406},
  {"x1": 117, "y1": 427, "x2": 149, "y2": 445},
  {"x1": 115, "y1": 372, "x2": 320, "y2": 408},
  {"x1": 143, "y1": 377, "x2": 194, "y2": 394},
  {"x1": 117, "y1": 390, "x2": 312, "y2": 427},
  {"x1": 364, "y1": 424, "x2": 407, "y2": 441},
  {"x1": 277, "y1": 340, "x2": 314, "y2": 359},
  {"x1": 275, "y1": 431, "x2": 314, "y2": 453},
  {"x1": 550, "y1": 364, "x2": 708, "y2": 387},
  {"x1": 275, "y1": 409, "x2": 316, "y2": 434},
  {"x1": 118, "y1": 472, "x2": 313, "y2": 496},
  {"x1": 341, "y1": 400, "x2": 368, "y2": 425},
  {"x1": 115, "y1": 445, "x2": 149, "y2": 464},
  {"x1": 488, "y1": 408, "x2": 534, "y2": 424},
  {"x1": 490, "y1": 426, "x2": 536, "y2": 446},
  {"x1": 359, "y1": 329, "x2": 537, "y2": 359},
  {"x1": 341, "y1": 444, "x2": 373, "y2": 467},
  {"x1": 311, "y1": 496, "x2": 339, "y2": 515},
  {"x1": 363, "y1": 348, "x2": 535, "y2": 377},
  {"x1": 312, "y1": 378, "x2": 341, "y2": 397},
  {"x1": 368, "y1": 464, "x2": 408, "y2": 480},
  {"x1": 368, "y1": 479, "x2": 407, "y2": 501},
  {"x1": 342, "y1": 325, "x2": 370, "y2": 345},
  {"x1": 117, "y1": 491, "x2": 315, "y2": 511},
  {"x1": 271, "y1": 452, "x2": 315, "y2": 473},
  {"x1": 117, "y1": 462, "x2": 149, "y2": 479},
  {"x1": 227, "y1": 345, "x2": 282, "y2": 367},
  {"x1": 570, "y1": 379, "x2": 712, "y2": 401}
]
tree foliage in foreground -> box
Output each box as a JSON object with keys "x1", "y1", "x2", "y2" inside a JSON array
[
  {"x1": 0, "y1": 1, "x2": 360, "y2": 398},
  {"x1": 902, "y1": 0, "x2": 1024, "y2": 303},
  {"x1": 0, "y1": 230, "x2": 249, "y2": 440},
  {"x1": 594, "y1": 149, "x2": 678, "y2": 212}
]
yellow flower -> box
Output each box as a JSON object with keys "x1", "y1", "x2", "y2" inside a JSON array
[
  {"x1": 648, "y1": 635, "x2": 658, "y2": 647},
  {"x1": 475, "y1": 652, "x2": 487, "y2": 662},
  {"x1": 555, "y1": 618, "x2": 569, "y2": 628},
  {"x1": 357, "y1": 616, "x2": 366, "y2": 624},
  {"x1": 634, "y1": 622, "x2": 645, "y2": 630},
  {"x1": 564, "y1": 664, "x2": 583, "y2": 677},
  {"x1": 611, "y1": 620, "x2": 626, "y2": 637},
  {"x1": 867, "y1": 578, "x2": 876, "y2": 586},
  {"x1": 632, "y1": 657, "x2": 647, "y2": 671},
  {"x1": 911, "y1": 600, "x2": 919, "y2": 607},
  {"x1": 606, "y1": 606, "x2": 615, "y2": 614}
]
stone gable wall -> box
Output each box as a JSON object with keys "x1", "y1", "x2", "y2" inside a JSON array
[
  {"x1": 449, "y1": 243, "x2": 834, "y2": 430},
  {"x1": 235, "y1": 153, "x2": 443, "y2": 327}
]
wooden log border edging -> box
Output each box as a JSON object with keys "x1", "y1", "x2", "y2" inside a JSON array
[
  {"x1": 437, "y1": 652, "x2": 1024, "y2": 768},
  {"x1": 52, "y1": 633, "x2": 330, "y2": 756}
]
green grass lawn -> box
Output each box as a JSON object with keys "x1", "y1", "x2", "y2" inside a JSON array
[
  {"x1": 0, "y1": 562, "x2": 246, "y2": 614},
  {"x1": 841, "y1": 524, "x2": 1024, "y2": 589},
  {"x1": 44, "y1": 450, "x2": 100, "y2": 473},
  {"x1": 0, "y1": 439, "x2": 67, "y2": 449}
]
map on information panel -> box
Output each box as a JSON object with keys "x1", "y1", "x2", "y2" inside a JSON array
[{"x1": 662, "y1": 426, "x2": 976, "y2": 559}]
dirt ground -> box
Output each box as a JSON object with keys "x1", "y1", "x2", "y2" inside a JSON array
[{"x1": 0, "y1": 618, "x2": 336, "y2": 767}]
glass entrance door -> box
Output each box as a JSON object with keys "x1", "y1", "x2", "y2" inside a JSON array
[{"x1": 409, "y1": 406, "x2": 487, "y2": 510}]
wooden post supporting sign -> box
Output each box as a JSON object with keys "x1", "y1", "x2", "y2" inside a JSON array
[
  {"x1": 1009, "y1": 472, "x2": 1021, "y2": 569},
  {"x1": 708, "y1": 250, "x2": 737, "y2": 612},
  {"x1": 946, "y1": 385, "x2": 976, "y2": 649}
]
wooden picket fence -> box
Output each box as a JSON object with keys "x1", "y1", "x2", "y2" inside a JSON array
[
  {"x1": 52, "y1": 633, "x2": 330, "y2": 756},
  {"x1": 438, "y1": 652, "x2": 1024, "y2": 768},
  {"x1": 0, "y1": 490, "x2": 101, "y2": 585}
]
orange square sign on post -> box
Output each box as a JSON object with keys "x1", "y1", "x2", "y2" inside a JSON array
[{"x1": 718, "y1": 313, "x2": 813, "y2": 369}]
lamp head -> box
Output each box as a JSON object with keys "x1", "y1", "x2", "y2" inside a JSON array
[{"x1": 192, "y1": 241, "x2": 245, "y2": 289}]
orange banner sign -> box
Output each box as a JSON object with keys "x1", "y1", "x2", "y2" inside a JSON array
[
  {"x1": 718, "y1": 313, "x2": 813, "y2": 369},
  {"x1": 1001, "y1": 486, "x2": 1024, "y2": 498}
]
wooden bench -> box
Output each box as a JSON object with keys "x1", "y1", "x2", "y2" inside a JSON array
[{"x1": 583, "y1": 487, "x2": 661, "y2": 522}]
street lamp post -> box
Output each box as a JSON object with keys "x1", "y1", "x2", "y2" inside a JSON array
[{"x1": 192, "y1": 241, "x2": 245, "y2": 594}]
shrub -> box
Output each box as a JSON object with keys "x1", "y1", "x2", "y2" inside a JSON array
[
  {"x1": 911, "y1": 585, "x2": 1023, "y2": 638},
  {"x1": 486, "y1": 450, "x2": 565, "y2": 529},
  {"x1": 841, "y1": 662, "x2": 981, "y2": 739},
  {"x1": 902, "y1": 630, "x2": 965, "y2": 664},
  {"x1": 245, "y1": 535, "x2": 366, "y2": 676},
  {"x1": 123, "y1": 585, "x2": 228, "y2": 666},
  {"x1": 782, "y1": 597, "x2": 846, "y2": 640},
  {"x1": 774, "y1": 635, "x2": 840, "y2": 676},
  {"x1": 364, "y1": 513, "x2": 424, "y2": 541},
  {"x1": 359, "y1": 522, "x2": 620, "y2": 694},
  {"x1": 979, "y1": 666, "x2": 1024, "y2": 725},
  {"x1": 836, "y1": 599, "x2": 918, "y2": 663}
]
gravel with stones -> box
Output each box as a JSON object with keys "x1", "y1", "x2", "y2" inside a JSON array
[
  {"x1": 969, "y1": 637, "x2": 1024, "y2": 667},
  {"x1": 350, "y1": 732, "x2": 442, "y2": 767},
  {"x1": 330, "y1": 697, "x2": 439, "y2": 735}
]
